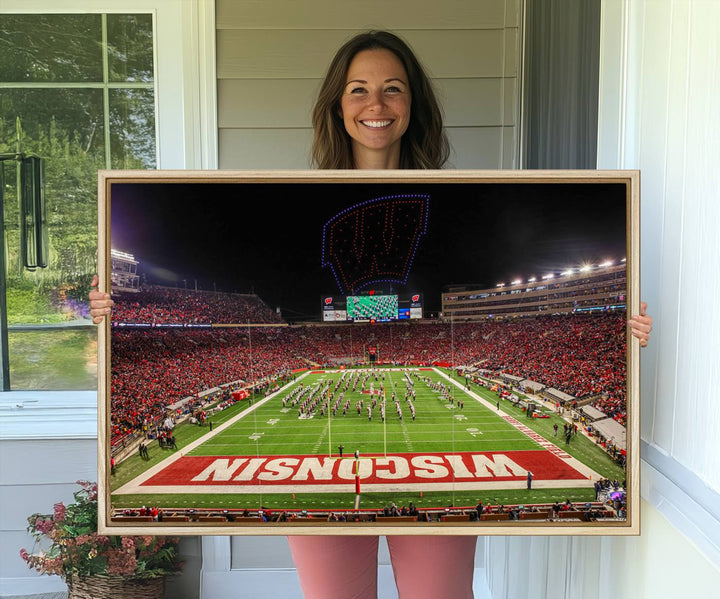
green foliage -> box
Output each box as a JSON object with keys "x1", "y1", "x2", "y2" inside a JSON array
[
  {"x1": 1, "y1": 111, "x2": 100, "y2": 322},
  {"x1": 2, "y1": 13, "x2": 156, "y2": 329},
  {"x1": 5, "y1": 285, "x2": 65, "y2": 324},
  {"x1": 8, "y1": 328, "x2": 97, "y2": 390}
]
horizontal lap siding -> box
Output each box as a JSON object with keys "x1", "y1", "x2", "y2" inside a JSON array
[
  {"x1": 0, "y1": 439, "x2": 97, "y2": 580},
  {"x1": 216, "y1": 0, "x2": 521, "y2": 170},
  {"x1": 217, "y1": 30, "x2": 513, "y2": 79},
  {"x1": 216, "y1": 0, "x2": 517, "y2": 30}
]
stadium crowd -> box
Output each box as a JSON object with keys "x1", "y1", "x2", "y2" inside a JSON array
[
  {"x1": 110, "y1": 288, "x2": 628, "y2": 443},
  {"x1": 112, "y1": 286, "x2": 284, "y2": 324}
]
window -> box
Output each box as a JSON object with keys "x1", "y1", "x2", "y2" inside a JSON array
[{"x1": 0, "y1": 13, "x2": 156, "y2": 390}]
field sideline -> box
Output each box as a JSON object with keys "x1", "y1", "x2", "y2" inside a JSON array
[{"x1": 112, "y1": 367, "x2": 620, "y2": 510}]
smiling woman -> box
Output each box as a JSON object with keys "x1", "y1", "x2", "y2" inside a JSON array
[
  {"x1": 340, "y1": 49, "x2": 412, "y2": 169},
  {"x1": 311, "y1": 30, "x2": 448, "y2": 170}
]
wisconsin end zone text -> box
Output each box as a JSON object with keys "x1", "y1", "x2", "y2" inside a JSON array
[{"x1": 123, "y1": 450, "x2": 591, "y2": 494}]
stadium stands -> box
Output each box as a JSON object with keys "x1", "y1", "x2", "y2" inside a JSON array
[
  {"x1": 110, "y1": 288, "x2": 627, "y2": 444},
  {"x1": 441, "y1": 263, "x2": 627, "y2": 320},
  {"x1": 112, "y1": 286, "x2": 284, "y2": 325}
]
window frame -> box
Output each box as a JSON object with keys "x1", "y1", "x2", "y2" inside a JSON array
[{"x1": 0, "y1": 0, "x2": 217, "y2": 433}]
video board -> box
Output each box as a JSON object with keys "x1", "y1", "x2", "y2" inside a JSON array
[
  {"x1": 347, "y1": 294, "x2": 397, "y2": 322},
  {"x1": 322, "y1": 293, "x2": 422, "y2": 322}
]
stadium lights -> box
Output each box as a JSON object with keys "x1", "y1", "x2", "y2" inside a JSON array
[
  {"x1": 511, "y1": 279, "x2": 522, "y2": 285},
  {"x1": 600, "y1": 260, "x2": 613, "y2": 267},
  {"x1": 542, "y1": 274, "x2": 554, "y2": 280},
  {"x1": 496, "y1": 283, "x2": 505, "y2": 288},
  {"x1": 111, "y1": 249, "x2": 136, "y2": 261},
  {"x1": 621, "y1": 257, "x2": 627, "y2": 262},
  {"x1": 528, "y1": 277, "x2": 536, "y2": 283},
  {"x1": 579, "y1": 265, "x2": 592, "y2": 273},
  {"x1": 561, "y1": 269, "x2": 574, "y2": 276}
]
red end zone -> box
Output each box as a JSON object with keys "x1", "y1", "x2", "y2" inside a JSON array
[{"x1": 140, "y1": 450, "x2": 587, "y2": 489}]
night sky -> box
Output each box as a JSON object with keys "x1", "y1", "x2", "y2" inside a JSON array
[{"x1": 110, "y1": 180, "x2": 628, "y2": 322}]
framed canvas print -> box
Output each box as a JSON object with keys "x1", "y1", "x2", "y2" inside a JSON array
[{"x1": 97, "y1": 170, "x2": 640, "y2": 536}]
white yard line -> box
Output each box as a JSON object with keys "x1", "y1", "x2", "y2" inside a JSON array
[
  {"x1": 312, "y1": 418, "x2": 330, "y2": 454},
  {"x1": 400, "y1": 420, "x2": 414, "y2": 452}
]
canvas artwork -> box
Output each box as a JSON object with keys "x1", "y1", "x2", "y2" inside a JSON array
[{"x1": 98, "y1": 170, "x2": 639, "y2": 535}]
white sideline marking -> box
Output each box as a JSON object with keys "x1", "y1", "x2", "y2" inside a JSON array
[{"x1": 115, "y1": 479, "x2": 594, "y2": 495}]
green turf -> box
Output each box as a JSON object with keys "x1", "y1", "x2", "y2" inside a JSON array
[
  {"x1": 191, "y1": 369, "x2": 538, "y2": 459},
  {"x1": 111, "y1": 367, "x2": 624, "y2": 511}
]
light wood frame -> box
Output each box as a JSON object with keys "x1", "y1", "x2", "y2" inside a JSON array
[{"x1": 97, "y1": 169, "x2": 640, "y2": 536}]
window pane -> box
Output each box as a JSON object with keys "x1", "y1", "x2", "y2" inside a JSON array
[
  {"x1": 107, "y1": 14, "x2": 154, "y2": 83},
  {"x1": 2, "y1": 88, "x2": 104, "y2": 390},
  {"x1": 0, "y1": 14, "x2": 103, "y2": 82},
  {"x1": 0, "y1": 88, "x2": 106, "y2": 161},
  {"x1": 1, "y1": 88, "x2": 105, "y2": 285},
  {"x1": 110, "y1": 88, "x2": 156, "y2": 168},
  {"x1": 1, "y1": 11, "x2": 156, "y2": 390},
  {"x1": 8, "y1": 329, "x2": 97, "y2": 390}
]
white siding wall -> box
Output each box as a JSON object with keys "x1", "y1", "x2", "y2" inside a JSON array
[
  {"x1": 485, "y1": 1, "x2": 720, "y2": 597},
  {"x1": 216, "y1": 0, "x2": 522, "y2": 169},
  {"x1": 0, "y1": 395, "x2": 98, "y2": 598}
]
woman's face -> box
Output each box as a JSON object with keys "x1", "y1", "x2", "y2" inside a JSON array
[{"x1": 340, "y1": 48, "x2": 411, "y2": 167}]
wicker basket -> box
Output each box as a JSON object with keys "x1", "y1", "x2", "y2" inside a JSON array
[{"x1": 67, "y1": 575, "x2": 165, "y2": 599}]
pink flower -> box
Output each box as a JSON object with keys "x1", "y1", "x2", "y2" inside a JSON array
[
  {"x1": 121, "y1": 537, "x2": 135, "y2": 550},
  {"x1": 107, "y1": 548, "x2": 137, "y2": 576},
  {"x1": 34, "y1": 518, "x2": 54, "y2": 535},
  {"x1": 53, "y1": 503, "x2": 66, "y2": 522},
  {"x1": 19, "y1": 548, "x2": 29, "y2": 562},
  {"x1": 43, "y1": 557, "x2": 64, "y2": 576}
]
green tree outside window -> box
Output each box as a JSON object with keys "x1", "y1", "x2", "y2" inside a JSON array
[{"x1": 0, "y1": 13, "x2": 156, "y2": 390}]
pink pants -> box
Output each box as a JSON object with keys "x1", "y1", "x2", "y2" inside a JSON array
[{"x1": 288, "y1": 535, "x2": 477, "y2": 599}]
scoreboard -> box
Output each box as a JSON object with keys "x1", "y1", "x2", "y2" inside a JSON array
[
  {"x1": 347, "y1": 294, "x2": 397, "y2": 321},
  {"x1": 322, "y1": 293, "x2": 422, "y2": 322}
]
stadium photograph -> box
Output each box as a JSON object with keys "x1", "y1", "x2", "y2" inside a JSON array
[{"x1": 101, "y1": 172, "x2": 637, "y2": 533}]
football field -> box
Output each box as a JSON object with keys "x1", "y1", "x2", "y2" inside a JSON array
[{"x1": 112, "y1": 368, "x2": 617, "y2": 510}]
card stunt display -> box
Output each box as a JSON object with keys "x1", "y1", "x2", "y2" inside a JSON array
[{"x1": 98, "y1": 170, "x2": 640, "y2": 536}]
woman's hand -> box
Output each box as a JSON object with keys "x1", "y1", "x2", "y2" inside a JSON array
[
  {"x1": 89, "y1": 274, "x2": 113, "y2": 324},
  {"x1": 628, "y1": 301, "x2": 652, "y2": 348}
]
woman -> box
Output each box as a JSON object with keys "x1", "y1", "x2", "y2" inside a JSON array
[
  {"x1": 90, "y1": 30, "x2": 653, "y2": 599},
  {"x1": 310, "y1": 30, "x2": 448, "y2": 170},
  {"x1": 291, "y1": 32, "x2": 480, "y2": 599}
]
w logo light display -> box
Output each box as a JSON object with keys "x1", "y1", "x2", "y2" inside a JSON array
[{"x1": 321, "y1": 194, "x2": 430, "y2": 294}]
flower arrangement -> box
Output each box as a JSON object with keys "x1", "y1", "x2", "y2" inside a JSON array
[{"x1": 20, "y1": 481, "x2": 182, "y2": 584}]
